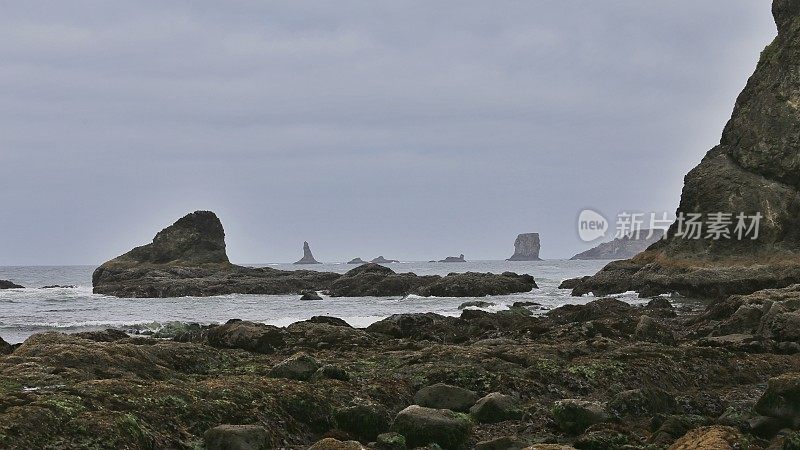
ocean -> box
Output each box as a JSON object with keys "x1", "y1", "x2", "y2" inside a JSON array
[{"x1": 0, "y1": 260, "x2": 641, "y2": 344}]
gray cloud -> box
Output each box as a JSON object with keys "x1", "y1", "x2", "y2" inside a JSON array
[{"x1": 0, "y1": 1, "x2": 777, "y2": 264}]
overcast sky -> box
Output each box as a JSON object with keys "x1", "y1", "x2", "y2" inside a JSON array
[{"x1": 0, "y1": 1, "x2": 777, "y2": 265}]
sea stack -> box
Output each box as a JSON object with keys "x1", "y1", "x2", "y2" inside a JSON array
[
  {"x1": 294, "y1": 241, "x2": 321, "y2": 264},
  {"x1": 507, "y1": 233, "x2": 541, "y2": 261},
  {"x1": 572, "y1": 1, "x2": 800, "y2": 298}
]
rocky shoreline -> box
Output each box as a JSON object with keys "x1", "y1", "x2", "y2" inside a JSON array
[{"x1": 0, "y1": 286, "x2": 799, "y2": 449}]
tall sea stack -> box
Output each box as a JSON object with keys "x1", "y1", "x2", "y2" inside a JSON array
[
  {"x1": 507, "y1": 233, "x2": 541, "y2": 261},
  {"x1": 572, "y1": 0, "x2": 800, "y2": 298},
  {"x1": 294, "y1": 241, "x2": 321, "y2": 264}
]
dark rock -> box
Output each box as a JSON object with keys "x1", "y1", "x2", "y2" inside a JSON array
[
  {"x1": 608, "y1": 387, "x2": 677, "y2": 417},
  {"x1": 92, "y1": 211, "x2": 341, "y2": 297},
  {"x1": 300, "y1": 291, "x2": 323, "y2": 301},
  {"x1": 469, "y1": 392, "x2": 523, "y2": 423},
  {"x1": 390, "y1": 405, "x2": 470, "y2": 450},
  {"x1": 570, "y1": 229, "x2": 664, "y2": 261},
  {"x1": 207, "y1": 320, "x2": 286, "y2": 354},
  {"x1": 458, "y1": 300, "x2": 495, "y2": 310},
  {"x1": 633, "y1": 316, "x2": 676, "y2": 345},
  {"x1": 754, "y1": 372, "x2": 800, "y2": 427},
  {"x1": 413, "y1": 383, "x2": 479, "y2": 412},
  {"x1": 294, "y1": 241, "x2": 321, "y2": 264},
  {"x1": 648, "y1": 415, "x2": 712, "y2": 446},
  {"x1": 268, "y1": 352, "x2": 320, "y2": 381},
  {"x1": 313, "y1": 364, "x2": 350, "y2": 381},
  {"x1": 334, "y1": 402, "x2": 392, "y2": 441},
  {"x1": 574, "y1": 423, "x2": 633, "y2": 450},
  {"x1": 303, "y1": 316, "x2": 352, "y2": 328},
  {"x1": 748, "y1": 415, "x2": 785, "y2": 439},
  {"x1": 474, "y1": 436, "x2": 528, "y2": 450},
  {"x1": 507, "y1": 233, "x2": 542, "y2": 261},
  {"x1": 438, "y1": 254, "x2": 466, "y2": 263},
  {"x1": 376, "y1": 432, "x2": 407, "y2": 450},
  {"x1": 415, "y1": 272, "x2": 537, "y2": 297},
  {"x1": 73, "y1": 329, "x2": 130, "y2": 342},
  {"x1": 366, "y1": 313, "x2": 465, "y2": 341},
  {"x1": 308, "y1": 438, "x2": 365, "y2": 450},
  {"x1": 0, "y1": 335, "x2": 13, "y2": 355},
  {"x1": 203, "y1": 424, "x2": 268, "y2": 450},
  {"x1": 371, "y1": 256, "x2": 399, "y2": 264},
  {"x1": 551, "y1": 399, "x2": 609, "y2": 435},
  {"x1": 40, "y1": 285, "x2": 76, "y2": 289},
  {"x1": 646, "y1": 296, "x2": 674, "y2": 309},
  {"x1": 546, "y1": 298, "x2": 633, "y2": 325},
  {"x1": 558, "y1": 276, "x2": 590, "y2": 290},
  {"x1": 0, "y1": 280, "x2": 24, "y2": 289},
  {"x1": 347, "y1": 258, "x2": 367, "y2": 264},
  {"x1": 511, "y1": 301, "x2": 541, "y2": 308}
]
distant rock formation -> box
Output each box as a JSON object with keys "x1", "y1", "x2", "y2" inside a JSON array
[
  {"x1": 93, "y1": 211, "x2": 338, "y2": 298},
  {"x1": 507, "y1": 233, "x2": 542, "y2": 261},
  {"x1": 571, "y1": 230, "x2": 664, "y2": 260},
  {"x1": 437, "y1": 254, "x2": 466, "y2": 263},
  {"x1": 294, "y1": 241, "x2": 321, "y2": 264},
  {"x1": 371, "y1": 256, "x2": 399, "y2": 264},
  {"x1": 572, "y1": 2, "x2": 800, "y2": 298},
  {"x1": 327, "y1": 263, "x2": 536, "y2": 297},
  {"x1": 347, "y1": 258, "x2": 367, "y2": 264},
  {"x1": 0, "y1": 280, "x2": 24, "y2": 289}
]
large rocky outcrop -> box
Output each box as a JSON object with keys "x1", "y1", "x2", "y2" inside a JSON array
[
  {"x1": 0, "y1": 280, "x2": 24, "y2": 289},
  {"x1": 92, "y1": 211, "x2": 339, "y2": 297},
  {"x1": 571, "y1": 230, "x2": 664, "y2": 261},
  {"x1": 572, "y1": 2, "x2": 800, "y2": 298},
  {"x1": 294, "y1": 241, "x2": 321, "y2": 264},
  {"x1": 507, "y1": 233, "x2": 542, "y2": 261}
]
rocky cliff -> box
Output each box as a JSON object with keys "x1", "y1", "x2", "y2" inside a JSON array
[
  {"x1": 294, "y1": 241, "x2": 321, "y2": 264},
  {"x1": 571, "y1": 230, "x2": 664, "y2": 261},
  {"x1": 507, "y1": 233, "x2": 542, "y2": 261},
  {"x1": 572, "y1": 1, "x2": 800, "y2": 298}
]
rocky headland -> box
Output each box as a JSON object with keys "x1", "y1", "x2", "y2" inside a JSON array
[
  {"x1": 570, "y1": 230, "x2": 664, "y2": 261},
  {"x1": 295, "y1": 242, "x2": 322, "y2": 265},
  {"x1": 1, "y1": 285, "x2": 799, "y2": 449},
  {"x1": 92, "y1": 212, "x2": 535, "y2": 299},
  {"x1": 507, "y1": 233, "x2": 542, "y2": 261},
  {"x1": 571, "y1": 1, "x2": 800, "y2": 299}
]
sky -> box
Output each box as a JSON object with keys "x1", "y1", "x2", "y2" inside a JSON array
[{"x1": 0, "y1": 1, "x2": 778, "y2": 265}]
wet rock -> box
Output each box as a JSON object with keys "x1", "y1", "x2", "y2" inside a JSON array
[
  {"x1": 376, "y1": 432, "x2": 407, "y2": 450},
  {"x1": 203, "y1": 424, "x2": 268, "y2": 450},
  {"x1": 608, "y1": 387, "x2": 677, "y2": 417},
  {"x1": 475, "y1": 436, "x2": 528, "y2": 450},
  {"x1": 334, "y1": 402, "x2": 392, "y2": 441},
  {"x1": 547, "y1": 298, "x2": 633, "y2": 325},
  {"x1": 754, "y1": 372, "x2": 800, "y2": 427},
  {"x1": 207, "y1": 320, "x2": 286, "y2": 354},
  {"x1": 0, "y1": 280, "x2": 24, "y2": 289},
  {"x1": 633, "y1": 316, "x2": 676, "y2": 345},
  {"x1": 303, "y1": 316, "x2": 352, "y2": 327},
  {"x1": 668, "y1": 425, "x2": 747, "y2": 450},
  {"x1": 416, "y1": 272, "x2": 536, "y2": 297},
  {"x1": 73, "y1": 329, "x2": 130, "y2": 342},
  {"x1": 748, "y1": 415, "x2": 785, "y2": 439},
  {"x1": 366, "y1": 313, "x2": 463, "y2": 341},
  {"x1": 312, "y1": 364, "x2": 350, "y2": 381},
  {"x1": 469, "y1": 392, "x2": 523, "y2": 423},
  {"x1": 308, "y1": 438, "x2": 365, "y2": 450},
  {"x1": 558, "y1": 276, "x2": 590, "y2": 290},
  {"x1": 300, "y1": 291, "x2": 323, "y2": 301},
  {"x1": 551, "y1": 399, "x2": 609, "y2": 435},
  {"x1": 390, "y1": 405, "x2": 471, "y2": 450},
  {"x1": 646, "y1": 296, "x2": 674, "y2": 309},
  {"x1": 40, "y1": 285, "x2": 76, "y2": 289},
  {"x1": 507, "y1": 233, "x2": 542, "y2": 261},
  {"x1": 413, "y1": 383, "x2": 479, "y2": 412},
  {"x1": 294, "y1": 241, "x2": 321, "y2": 264},
  {"x1": 268, "y1": 352, "x2": 320, "y2": 381},
  {"x1": 648, "y1": 415, "x2": 712, "y2": 447},
  {"x1": 574, "y1": 423, "x2": 634, "y2": 449},
  {"x1": 458, "y1": 300, "x2": 495, "y2": 310}
]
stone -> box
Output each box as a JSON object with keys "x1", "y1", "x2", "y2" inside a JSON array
[
  {"x1": 633, "y1": 316, "x2": 676, "y2": 345},
  {"x1": 300, "y1": 291, "x2": 323, "y2": 301},
  {"x1": 294, "y1": 241, "x2": 321, "y2": 264},
  {"x1": 390, "y1": 405, "x2": 471, "y2": 450},
  {"x1": 754, "y1": 372, "x2": 800, "y2": 427},
  {"x1": 207, "y1": 320, "x2": 286, "y2": 354},
  {"x1": 646, "y1": 296, "x2": 674, "y2": 309},
  {"x1": 413, "y1": 383, "x2": 479, "y2": 412},
  {"x1": 667, "y1": 426, "x2": 747, "y2": 450},
  {"x1": 268, "y1": 352, "x2": 320, "y2": 381},
  {"x1": 376, "y1": 432, "x2": 407, "y2": 450},
  {"x1": 334, "y1": 402, "x2": 392, "y2": 441},
  {"x1": 570, "y1": 229, "x2": 664, "y2": 260},
  {"x1": 469, "y1": 392, "x2": 523, "y2": 423},
  {"x1": 0, "y1": 280, "x2": 24, "y2": 289},
  {"x1": 551, "y1": 399, "x2": 609, "y2": 435},
  {"x1": 73, "y1": 329, "x2": 130, "y2": 342},
  {"x1": 203, "y1": 424, "x2": 268, "y2": 450},
  {"x1": 608, "y1": 387, "x2": 676, "y2": 417},
  {"x1": 308, "y1": 438, "x2": 365, "y2": 450},
  {"x1": 458, "y1": 300, "x2": 496, "y2": 310},
  {"x1": 558, "y1": 276, "x2": 590, "y2": 290},
  {"x1": 475, "y1": 436, "x2": 528, "y2": 450},
  {"x1": 507, "y1": 233, "x2": 542, "y2": 261}
]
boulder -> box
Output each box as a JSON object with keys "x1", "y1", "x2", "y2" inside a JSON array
[
  {"x1": 390, "y1": 405, "x2": 471, "y2": 449},
  {"x1": 558, "y1": 276, "x2": 590, "y2": 290},
  {"x1": 475, "y1": 436, "x2": 528, "y2": 450},
  {"x1": 0, "y1": 280, "x2": 24, "y2": 289},
  {"x1": 312, "y1": 364, "x2": 350, "y2": 381},
  {"x1": 633, "y1": 316, "x2": 676, "y2": 345},
  {"x1": 207, "y1": 320, "x2": 286, "y2": 354},
  {"x1": 608, "y1": 387, "x2": 676, "y2": 417},
  {"x1": 376, "y1": 432, "x2": 407, "y2": 450},
  {"x1": 754, "y1": 372, "x2": 800, "y2": 427},
  {"x1": 203, "y1": 424, "x2": 268, "y2": 450},
  {"x1": 413, "y1": 383, "x2": 479, "y2": 412},
  {"x1": 300, "y1": 291, "x2": 323, "y2": 301},
  {"x1": 294, "y1": 241, "x2": 321, "y2": 264},
  {"x1": 268, "y1": 352, "x2": 320, "y2": 381},
  {"x1": 303, "y1": 316, "x2": 352, "y2": 327},
  {"x1": 458, "y1": 300, "x2": 496, "y2": 310},
  {"x1": 551, "y1": 399, "x2": 609, "y2": 435},
  {"x1": 507, "y1": 233, "x2": 542, "y2": 261},
  {"x1": 308, "y1": 438, "x2": 365, "y2": 450},
  {"x1": 469, "y1": 393, "x2": 523, "y2": 423},
  {"x1": 334, "y1": 402, "x2": 392, "y2": 441},
  {"x1": 667, "y1": 426, "x2": 747, "y2": 450}
]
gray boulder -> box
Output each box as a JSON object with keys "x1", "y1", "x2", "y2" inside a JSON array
[
  {"x1": 469, "y1": 392, "x2": 523, "y2": 423},
  {"x1": 413, "y1": 383, "x2": 479, "y2": 412},
  {"x1": 268, "y1": 352, "x2": 320, "y2": 381},
  {"x1": 551, "y1": 399, "x2": 610, "y2": 435},
  {"x1": 204, "y1": 424, "x2": 268, "y2": 450},
  {"x1": 334, "y1": 402, "x2": 392, "y2": 441},
  {"x1": 391, "y1": 405, "x2": 471, "y2": 449}
]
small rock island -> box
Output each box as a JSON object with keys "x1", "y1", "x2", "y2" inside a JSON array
[
  {"x1": 293, "y1": 241, "x2": 321, "y2": 264},
  {"x1": 436, "y1": 254, "x2": 466, "y2": 263},
  {"x1": 507, "y1": 233, "x2": 542, "y2": 261},
  {"x1": 0, "y1": 280, "x2": 24, "y2": 289},
  {"x1": 371, "y1": 256, "x2": 399, "y2": 264}
]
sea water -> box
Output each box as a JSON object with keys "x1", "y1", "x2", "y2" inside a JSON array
[{"x1": 0, "y1": 260, "x2": 642, "y2": 343}]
